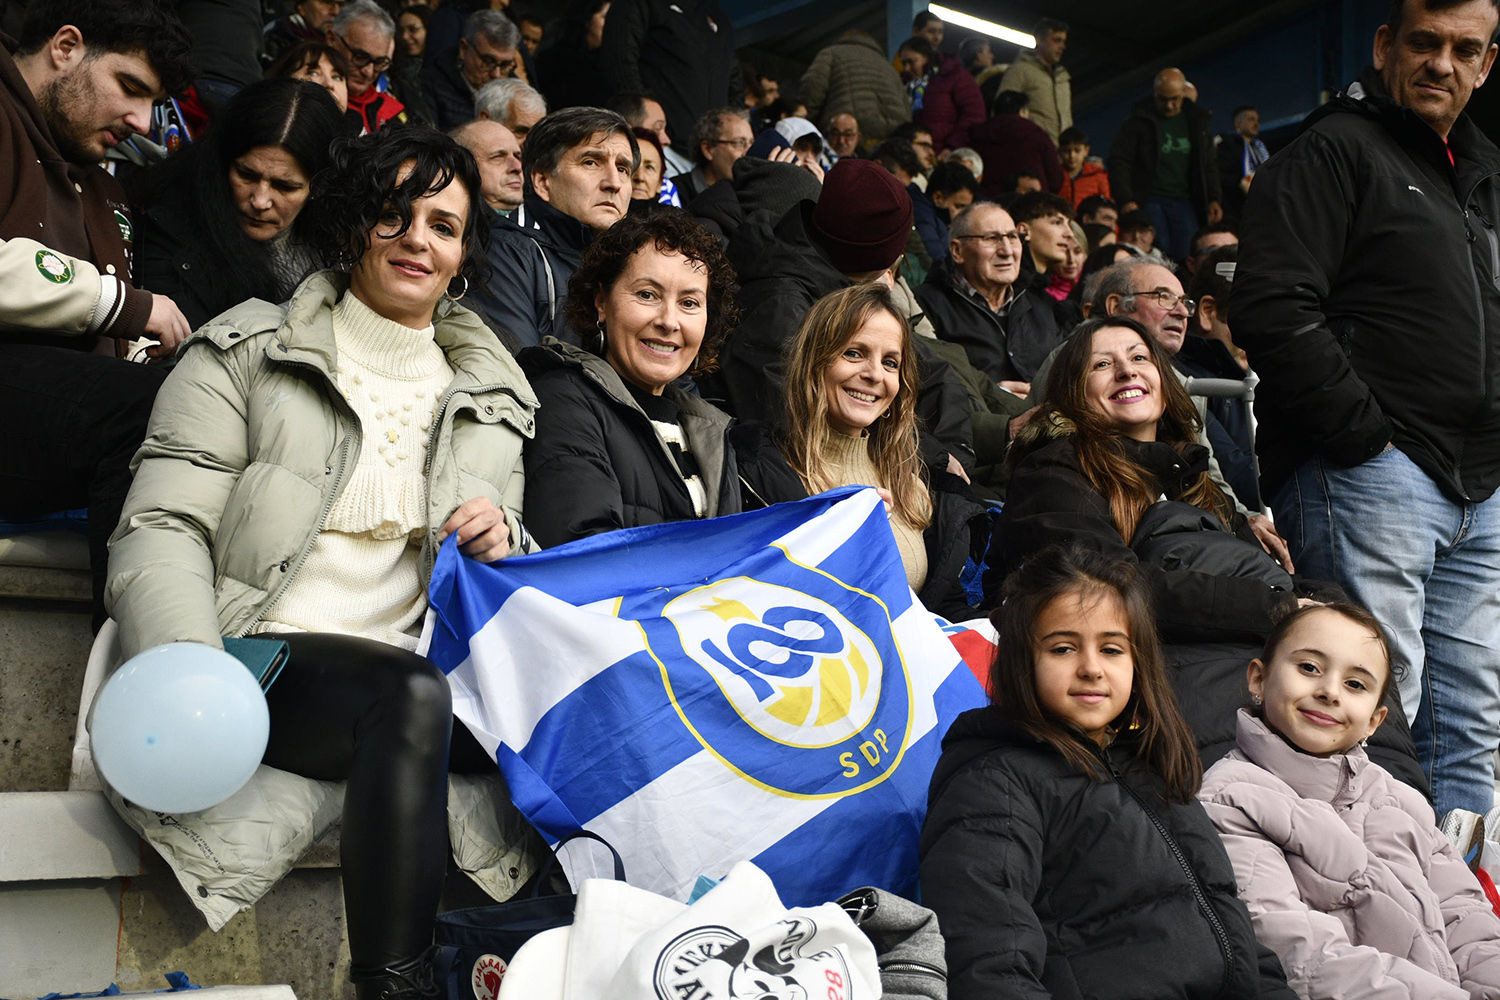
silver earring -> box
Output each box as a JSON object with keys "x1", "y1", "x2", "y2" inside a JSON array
[
  {"x1": 444, "y1": 275, "x2": 470, "y2": 301},
  {"x1": 1251, "y1": 694, "x2": 1262, "y2": 706}
]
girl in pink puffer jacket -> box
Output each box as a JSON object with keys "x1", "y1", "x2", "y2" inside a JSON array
[{"x1": 1199, "y1": 602, "x2": 1500, "y2": 1000}]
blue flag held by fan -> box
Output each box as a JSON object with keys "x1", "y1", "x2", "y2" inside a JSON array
[{"x1": 420, "y1": 486, "x2": 988, "y2": 906}]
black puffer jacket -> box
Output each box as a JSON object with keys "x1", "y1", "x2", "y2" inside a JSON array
[
  {"x1": 730, "y1": 421, "x2": 990, "y2": 621},
  {"x1": 915, "y1": 256, "x2": 1074, "y2": 383},
  {"x1": 1232, "y1": 67, "x2": 1500, "y2": 504},
  {"x1": 990, "y1": 417, "x2": 1296, "y2": 642},
  {"x1": 921, "y1": 707, "x2": 1299, "y2": 1000},
  {"x1": 519, "y1": 339, "x2": 740, "y2": 547}
]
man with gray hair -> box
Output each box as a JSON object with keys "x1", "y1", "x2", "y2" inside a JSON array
[
  {"x1": 423, "y1": 8, "x2": 522, "y2": 129},
  {"x1": 474, "y1": 77, "x2": 547, "y2": 146},
  {"x1": 671, "y1": 106, "x2": 752, "y2": 202},
  {"x1": 328, "y1": 0, "x2": 407, "y2": 132},
  {"x1": 468, "y1": 108, "x2": 639, "y2": 350}
]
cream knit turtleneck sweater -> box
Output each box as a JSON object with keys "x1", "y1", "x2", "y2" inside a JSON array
[
  {"x1": 254, "y1": 293, "x2": 456, "y2": 650},
  {"x1": 818, "y1": 432, "x2": 928, "y2": 591}
]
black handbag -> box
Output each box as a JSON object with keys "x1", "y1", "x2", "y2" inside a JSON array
[{"x1": 433, "y1": 830, "x2": 625, "y2": 1000}]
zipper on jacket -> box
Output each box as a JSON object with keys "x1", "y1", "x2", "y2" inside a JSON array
[
  {"x1": 1096, "y1": 744, "x2": 1235, "y2": 995},
  {"x1": 879, "y1": 960, "x2": 946, "y2": 981},
  {"x1": 233, "y1": 354, "x2": 361, "y2": 637}
]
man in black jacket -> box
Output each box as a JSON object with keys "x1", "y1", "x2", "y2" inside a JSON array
[
  {"x1": 1107, "y1": 67, "x2": 1222, "y2": 261},
  {"x1": 1232, "y1": 0, "x2": 1500, "y2": 818},
  {"x1": 468, "y1": 107, "x2": 636, "y2": 350}
]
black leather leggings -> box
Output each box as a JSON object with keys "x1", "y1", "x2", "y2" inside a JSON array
[{"x1": 262, "y1": 633, "x2": 493, "y2": 977}]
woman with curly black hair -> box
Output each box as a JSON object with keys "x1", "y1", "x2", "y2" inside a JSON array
[
  {"x1": 518, "y1": 209, "x2": 743, "y2": 546},
  {"x1": 107, "y1": 123, "x2": 537, "y2": 999}
]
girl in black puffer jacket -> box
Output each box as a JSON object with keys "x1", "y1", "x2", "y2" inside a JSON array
[{"x1": 920, "y1": 545, "x2": 1298, "y2": 1000}]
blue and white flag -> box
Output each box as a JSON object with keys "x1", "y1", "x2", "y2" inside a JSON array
[{"x1": 421, "y1": 486, "x2": 988, "y2": 906}]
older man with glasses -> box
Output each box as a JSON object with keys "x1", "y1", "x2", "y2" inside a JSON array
[
  {"x1": 422, "y1": 9, "x2": 521, "y2": 129},
  {"x1": 916, "y1": 202, "x2": 1074, "y2": 397},
  {"x1": 670, "y1": 107, "x2": 753, "y2": 202},
  {"x1": 328, "y1": 0, "x2": 406, "y2": 132}
]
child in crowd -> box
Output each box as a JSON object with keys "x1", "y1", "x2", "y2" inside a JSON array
[
  {"x1": 1057, "y1": 126, "x2": 1111, "y2": 208},
  {"x1": 1200, "y1": 603, "x2": 1500, "y2": 999},
  {"x1": 921, "y1": 545, "x2": 1297, "y2": 999}
]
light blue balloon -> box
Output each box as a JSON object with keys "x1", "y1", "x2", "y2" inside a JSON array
[{"x1": 92, "y1": 642, "x2": 270, "y2": 814}]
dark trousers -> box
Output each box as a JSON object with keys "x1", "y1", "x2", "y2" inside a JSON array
[
  {"x1": 264, "y1": 633, "x2": 493, "y2": 977},
  {"x1": 0, "y1": 343, "x2": 167, "y2": 627}
]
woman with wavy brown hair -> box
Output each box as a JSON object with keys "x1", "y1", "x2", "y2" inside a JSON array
[
  {"x1": 519, "y1": 209, "x2": 744, "y2": 547},
  {"x1": 735, "y1": 282, "x2": 989, "y2": 618}
]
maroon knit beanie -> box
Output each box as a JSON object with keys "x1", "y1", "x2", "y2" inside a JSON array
[{"x1": 809, "y1": 158, "x2": 915, "y2": 274}]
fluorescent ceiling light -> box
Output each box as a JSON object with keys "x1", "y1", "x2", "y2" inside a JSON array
[{"x1": 928, "y1": 3, "x2": 1036, "y2": 48}]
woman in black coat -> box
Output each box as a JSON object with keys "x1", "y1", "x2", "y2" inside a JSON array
[
  {"x1": 519, "y1": 210, "x2": 742, "y2": 547},
  {"x1": 922, "y1": 545, "x2": 1299, "y2": 1000},
  {"x1": 133, "y1": 78, "x2": 346, "y2": 330},
  {"x1": 992, "y1": 317, "x2": 1426, "y2": 786}
]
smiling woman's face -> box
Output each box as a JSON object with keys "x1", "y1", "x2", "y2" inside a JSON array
[
  {"x1": 229, "y1": 146, "x2": 310, "y2": 241},
  {"x1": 598, "y1": 244, "x2": 708, "y2": 395},
  {"x1": 348, "y1": 159, "x2": 471, "y2": 329},
  {"x1": 1084, "y1": 324, "x2": 1164, "y2": 441}
]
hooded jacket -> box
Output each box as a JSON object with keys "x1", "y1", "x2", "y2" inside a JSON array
[
  {"x1": 1107, "y1": 96, "x2": 1222, "y2": 215},
  {"x1": 1231, "y1": 68, "x2": 1500, "y2": 504},
  {"x1": 970, "y1": 112, "x2": 1064, "y2": 198},
  {"x1": 106, "y1": 269, "x2": 538, "y2": 659},
  {"x1": 913, "y1": 55, "x2": 986, "y2": 153},
  {"x1": 799, "y1": 32, "x2": 912, "y2": 143},
  {"x1": 518, "y1": 339, "x2": 740, "y2": 547},
  {"x1": 993, "y1": 415, "x2": 1295, "y2": 643},
  {"x1": 0, "y1": 35, "x2": 151, "y2": 344},
  {"x1": 1200, "y1": 711, "x2": 1500, "y2": 999},
  {"x1": 920, "y1": 706, "x2": 1299, "y2": 1000},
  {"x1": 470, "y1": 194, "x2": 594, "y2": 351}
]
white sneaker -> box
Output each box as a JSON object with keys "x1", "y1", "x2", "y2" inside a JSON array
[{"x1": 1442, "y1": 808, "x2": 1485, "y2": 862}]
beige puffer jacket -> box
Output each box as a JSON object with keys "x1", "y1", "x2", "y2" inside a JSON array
[
  {"x1": 107, "y1": 269, "x2": 538, "y2": 658},
  {"x1": 1200, "y1": 710, "x2": 1500, "y2": 999},
  {"x1": 101, "y1": 270, "x2": 545, "y2": 929}
]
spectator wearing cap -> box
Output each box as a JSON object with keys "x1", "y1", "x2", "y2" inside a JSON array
[
  {"x1": 422, "y1": 9, "x2": 521, "y2": 130},
  {"x1": 899, "y1": 35, "x2": 984, "y2": 153},
  {"x1": 600, "y1": 0, "x2": 743, "y2": 162},
  {"x1": 969, "y1": 89, "x2": 1063, "y2": 199},
  {"x1": 467, "y1": 107, "x2": 638, "y2": 351},
  {"x1": 708, "y1": 158, "x2": 976, "y2": 477},
  {"x1": 799, "y1": 31, "x2": 911, "y2": 145}
]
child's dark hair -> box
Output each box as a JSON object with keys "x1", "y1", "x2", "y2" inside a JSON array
[
  {"x1": 990, "y1": 545, "x2": 1203, "y2": 801},
  {"x1": 1261, "y1": 601, "x2": 1398, "y2": 703}
]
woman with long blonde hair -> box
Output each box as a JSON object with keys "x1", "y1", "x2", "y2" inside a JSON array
[{"x1": 735, "y1": 283, "x2": 986, "y2": 617}]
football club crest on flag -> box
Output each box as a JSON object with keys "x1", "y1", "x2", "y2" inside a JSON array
[{"x1": 421, "y1": 486, "x2": 988, "y2": 905}]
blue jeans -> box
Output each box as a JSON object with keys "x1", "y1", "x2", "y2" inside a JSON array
[
  {"x1": 1144, "y1": 195, "x2": 1197, "y2": 261},
  {"x1": 1273, "y1": 445, "x2": 1500, "y2": 816}
]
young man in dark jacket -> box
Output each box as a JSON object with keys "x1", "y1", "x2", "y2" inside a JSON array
[
  {"x1": 1232, "y1": 0, "x2": 1500, "y2": 818},
  {"x1": 1107, "y1": 67, "x2": 1223, "y2": 260},
  {"x1": 0, "y1": 0, "x2": 195, "y2": 628}
]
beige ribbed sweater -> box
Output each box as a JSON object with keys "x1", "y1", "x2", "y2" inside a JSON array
[
  {"x1": 254, "y1": 293, "x2": 455, "y2": 650},
  {"x1": 818, "y1": 432, "x2": 928, "y2": 591}
]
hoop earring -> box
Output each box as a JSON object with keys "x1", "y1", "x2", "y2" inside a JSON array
[
  {"x1": 445, "y1": 275, "x2": 470, "y2": 301},
  {"x1": 592, "y1": 319, "x2": 608, "y2": 353}
]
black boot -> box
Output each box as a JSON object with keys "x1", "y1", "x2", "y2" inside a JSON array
[{"x1": 352, "y1": 947, "x2": 442, "y2": 1000}]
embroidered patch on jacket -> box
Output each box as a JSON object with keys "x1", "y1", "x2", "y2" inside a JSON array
[
  {"x1": 35, "y1": 250, "x2": 73, "y2": 283},
  {"x1": 471, "y1": 954, "x2": 507, "y2": 1000}
]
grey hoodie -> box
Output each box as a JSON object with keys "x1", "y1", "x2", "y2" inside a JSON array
[{"x1": 1200, "y1": 710, "x2": 1500, "y2": 999}]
